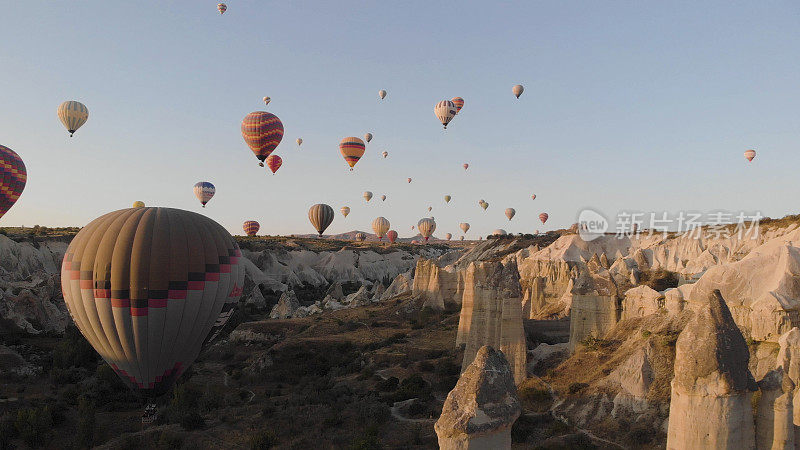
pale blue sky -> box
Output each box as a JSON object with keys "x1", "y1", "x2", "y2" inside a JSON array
[{"x1": 0, "y1": 1, "x2": 798, "y2": 238}]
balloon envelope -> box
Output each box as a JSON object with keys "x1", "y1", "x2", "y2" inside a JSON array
[
  {"x1": 512, "y1": 84, "x2": 524, "y2": 98},
  {"x1": 531, "y1": 194, "x2": 536, "y2": 200},
  {"x1": 61, "y1": 207, "x2": 244, "y2": 396},
  {"x1": 296, "y1": 138, "x2": 303, "y2": 146},
  {"x1": 218, "y1": 3, "x2": 227, "y2": 14},
  {"x1": 0, "y1": 145, "x2": 26, "y2": 220},
  {"x1": 340, "y1": 206, "x2": 350, "y2": 217},
  {"x1": 445, "y1": 233, "x2": 452, "y2": 241},
  {"x1": 193, "y1": 182, "x2": 215, "y2": 207},
  {"x1": 463, "y1": 163, "x2": 469, "y2": 171},
  {"x1": 379, "y1": 90, "x2": 387, "y2": 99},
  {"x1": 382, "y1": 151, "x2": 388, "y2": 158},
  {"x1": 505, "y1": 208, "x2": 516, "y2": 221},
  {"x1": 265, "y1": 154, "x2": 282, "y2": 174},
  {"x1": 132, "y1": 201, "x2": 145, "y2": 208},
  {"x1": 372, "y1": 217, "x2": 390, "y2": 239},
  {"x1": 308, "y1": 204, "x2": 334, "y2": 236},
  {"x1": 434, "y1": 100, "x2": 457, "y2": 129},
  {"x1": 451, "y1": 97, "x2": 464, "y2": 113},
  {"x1": 444, "y1": 195, "x2": 451, "y2": 203},
  {"x1": 363, "y1": 191, "x2": 373, "y2": 202},
  {"x1": 241, "y1": 112, "x2": 284, "y2": 166},
  {"x1": 243, "y1": 220, "x2": 260, "y2": 236},
  {"x1": 364, "y1": 133, "x2": 373, "y2": 143},
  {"x1": 460, "y1": 223, "x2": 470, "y2": 233},
  {"x1": 355, "y1": 232, "x2": 366, "y2": 242},
  {"x1": 381, "y1": 195, "x2": 386, "y2": 201},
  {"x1": 340, "y1": 137, "x2": 366, "y2": 170},
  {"x1": 539, "y1": 212, "x2": 549, "y2": 224},
  {"x1": 57, "y1": 101, "x2": 89, "y2": 136},
  {"x1": 744, "y1": 149, "x2": 756, "y2": 162},
  {"x1": 262, "y1": 96, "x2": 270, "y2": 106},
  {"x1": 407, "y1": 178, "x2": 412, "y2": 183},
  {"x1": 417, "y1": 218, "x2": 436, "y2": 242},
  {"x1": 387, "y1": 230, "x2": 398, "y2": 243}
]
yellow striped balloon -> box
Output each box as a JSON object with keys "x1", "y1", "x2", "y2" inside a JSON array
[
  {"x1": 417, "y1": 218, "x2": 436, "y2": 242},
  {"x1": 243, "y1": 220, "x2": 260, "y2": 236},
  {"x1": 340, "y1": 206, "x2": 350, "y2": 217},
  {"x1": 339, "y1": 137, "x2": 365, "y2": 171},
  {"x1": 372, "y1": 217, "x2": 390, "y2": 240},
  {"x1": 132, "y1": 201, "x2": 145, "y2": 208},
  {"x1": 57, "y1": 101, "x2": 89, "y2": 137},
  {"x1": 451, "y1": 97, "x2": 464, "y2": 113}
]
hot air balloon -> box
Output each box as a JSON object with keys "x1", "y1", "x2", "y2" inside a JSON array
[
  {"x1": 217, "y1": 3, "x2": 227, "y2": 14},
  {"x1": 57, "y1": 101, "x2": 89, "y2": 137},
  {"x1": 363, "y1": 191, "x2": 373, "y2": 202},
  {"x1": 381, "y1": 195, "x2": 386, "y2": 202},
  {"x1": 308, "y1": 204, "x2": 334, "y2": 236},
  {"x1": 493, "y1": 229, "x2": 507, "y2": 236},
  {"x1": 379, "y1": 90, "x2": 387, "y2": 100},
  {"x1": 463, "y1": 163, "x2": 469, "y2": 171},
  {"x1": 0, "y1": 145, "x2": 26, "y2": 221},
  {"x1": 505, "y1": 208, "x2": 516, "y2": 221},
  {"x1": 382, "y1": 151, "x2": 388, "y2": 158},
  {"x1": 193, "y1": 182, "x2": 215, "y2": 207},
  {"x1": 460, "y1": 236, "x2": 464, "y2": 241},
  {"x1": 341, "y1": 206, "x2": 350, "y2": 217},
  {"x1": 407, "y1": 178, "x2": 412, "y2": 183},
  {"x1": 242, "y1": 112, "x2": 284, "y2": 166},
  {"x1": 372, "y1": 217, "x2": 390, "y2": 240},
  {"x1": 61, "y1": 207, "x2": 244, "y2": 396},
  {"x1": 445, "y1": 233, "x2": 452, "y2": 241},
  {"x1": 387, "y1": 230, "x2": 398, "y2": 243},
  {"x1": 451, "y1": 97, "x2": 464, "y2": 114},
  {"x1": 265, "y1": 154, "x2": 282, "y2": 174},
  {"x1": 417, "y1": 218, "x2": 436, "y2": 242},
  {"x1": 539, "y1": 212, "x2": 549, "y2": 224},
  {"x1": 460, "y1": 223, "x2": 470, "y2": 234},
  {"x1": 243, "y1": 220, "x2": 260, "y2": 236},
  {"x1": 531, "y1": 194, "x2": 536, "y2": 200},
  {"x1": 480, "y1": 201, "x2": 489, "y2": 211},
  {"x1": 434, "y1": 100, "x2": 457, "y2": 129},
  {"x1": 339, "y1": 137, "x2": 366, "y2": 171},
  {"x1": 512, "y1": 84, "x2": 524, "y2": 99},
  {"x1": 444, "y1": 195, "x2": 451, "y2": 203},
  {"x1": 744, "y1": 149, "x2": 756, "y2": 162},
  {"x1": 364, "y1": 133, "x2": 373, "y2": 143},
  {"x1": 428, "y1": 206, "x2": 432, "y2": 212},
  {"x1": 296, "y1": 138, "x2": 303, "y2": 147},
  {"x1": 132, "y1": 201, "x2": 145, "y2": 208},
  {"x1": 262, "y1": 96, "x2": 270, "y2": 106},
  {"x1": 411, "y1": 225, "x2": 415, "y2": 230},
  {"x1": 355, "y1": 232, "x2": 366, "y2": 242}
]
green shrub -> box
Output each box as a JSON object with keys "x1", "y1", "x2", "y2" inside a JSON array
[
  {"x1": 76, "y1": 397, "x2": 97, "y2": 448},
  {"x1": 14, "y1": 407, "x2": 52, "y2": 447}
]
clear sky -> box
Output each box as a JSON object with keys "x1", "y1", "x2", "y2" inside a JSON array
[{"x1": 1, "y1": 1, "x2": 799, "y2": 238}]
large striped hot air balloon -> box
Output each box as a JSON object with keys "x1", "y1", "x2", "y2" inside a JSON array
[
  {"x1": 132, "y1": 201, "x2": 145, "y2": 208},
  {"x1": 340, "y1": 206, "x2": 350, "y2": 218},
  {"x1": 744, "y1": 149, "x2": 756, "y2": 162},
  {"x1": 539, "y1": 212, "x2": 549, "y2": 224},
  {"x1": 265, "y1": 154, "x2": 282, "y2": 174},
  {"x1": 0, "y1": 145, "x2": 26, "y2": 221},
  {"x1": 340, "y1": 137, "x2": 366, "y2": 171},
  {"x1": 217, "y1": 3, "x2": 227, "y2": 14},
  {"x1": 379, "y1": 90, "x2": 387, "y2": 100},
  {"x1": 512, "y1": 84, "x2": 524, "y2": 99},
  {"x1": 193, "y1": 182, "x2": 215, "y2": 207},
  {"x1": 451, "y1": 97, "x2": 464, "y2": 114},
  {"x1": 387, "y1": 230, "x2": 398, "y2": 243},
  {"x1": 241, "y1": 112, "x2": 284, "y2": 167},
  {"x1": 417, "y1": 218, "x2": 436, "y2": 242},
  {"x1": 460, "y1": 223, "x2": 470, "y2": 234},
  {"x1": 57, "y1": 101, "x2": 89, "y2": 137},
  {"x1": 364, "y1": 133, "x2": 373, "y2": 143},
  {"x1": 243, "y1": 220, "x2": 260, "y2": 236},
  {"x1": 363, "y1": 191, "x2": 373, "y2": 202},
  {"x1": 372, "y1": 217, "x2": 390, "y2": 240},
  {"x1": 434, "y1": 100, "x2": 457, "y2": 129},
  {"x1": 61, "y1": 207, "x2": 244, "y2": 396},
  {"x1": 308, "y1": 204, "x2": 334, "y2": 236},
  {"x1": 505, "y1": 208, "x2": 516, "y2": 221}
]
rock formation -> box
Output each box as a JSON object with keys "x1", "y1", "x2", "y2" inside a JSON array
[
  {"x1": 456, "y1": 260, "x2": 526, "y2": 385},
  {"x1": 412, "y1": 257, "x2": 461, "y2": 310},
  {"x1": 666, "y1": 289, "x2": 758, "y2": 449},
  {"x1": 756, "y1": 327, "x2": 800, "y2": 449},
  {"x1": 621, "y1": 285, "x2": 664, "y2": 320},
  {"x1": 434, "y1": 346, "x2": 521, "y2": 450},
  {"x1": 269, "y1": 290, "x2": 301, "y2": 319},
  {"x1": 381, "y1": 272, "x2": 412, "y2": 300}
]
